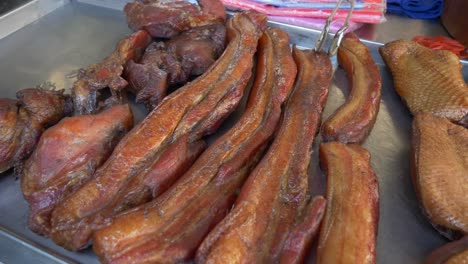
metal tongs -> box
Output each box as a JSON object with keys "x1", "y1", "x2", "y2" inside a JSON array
[{"x1": 315, "y1": 0, "x2": 355, "y2": 56}]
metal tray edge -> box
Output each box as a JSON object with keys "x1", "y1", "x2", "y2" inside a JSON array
[{"x1": 0, "y1": 0, "x2": 69, "y2": 40}]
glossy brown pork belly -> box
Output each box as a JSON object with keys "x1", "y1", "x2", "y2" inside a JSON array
[
  {"x1": 0, "y1": 88, "x2": 72, "y2": 173},
  {"x1": 72, "y1": 30, "x2": 151, "y2": 115},
  {"x1": 317, "y1": 142, "x2": 379, "y2": 264},
  {"x1": 196, "y1": 48, "x2": 332, "y2": 264},
  {"x1": 125, "y1": 23, "x2": 226, "y2": 110},
  {"x1": 412, "y1": 113, "x2": 468, "y2": 239},
  {"x1": 93, "y1": 27, "x2": 297, "y2": 264},
  {"x1": 321, "y1": 33, "x2": 381, "y2": 144},
  {"x1": 21, "y1": 105, "x2": 133, "y2": 236},
  {"x1": 49, "y1": 11, "x2": 267, "y2": 251},
  {"x1": 124, "y1": 0, "x2": 226, "y2": 39},
  {"x1": 379, "y1": 40, "x2": 468, "y2": 127}
]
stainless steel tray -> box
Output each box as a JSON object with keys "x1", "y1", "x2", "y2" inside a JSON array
[{"x1": 0, "y1": 1, "x2": 467, "y2": 263}]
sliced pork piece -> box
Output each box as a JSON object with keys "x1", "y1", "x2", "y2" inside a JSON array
[
  {"x1": 21, "y1": 105, "x2": 133, "y2": 236},
  {"x1": 317, "y1": 142, "x2": 379, "y2": 264},
  {"x1": 321, "y1": 33, "x2": 381, "y2": 144}
]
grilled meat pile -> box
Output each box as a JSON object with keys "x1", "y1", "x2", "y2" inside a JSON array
[{"x1": 50, "y1": 10, "x2": 265, "y2": 251}]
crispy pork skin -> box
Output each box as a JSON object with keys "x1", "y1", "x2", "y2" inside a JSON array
[
  {"x1": 423, "y1": 236, "x2": 468, "y2": 264},
  {"x1": 196, "y1": 48, "x2": 332, "y2": 264},
  {"x1": 412, "y1": 113, "x2": 468, "y2": 239},
  {"x1": 124, "y1": 0, "x2": 225, "y2": 39},
  {"x1": 379, "y1": 40, "x2": 468, "y2": 126},
  {"x1": 0, "y1": 89, "x2": 71, "y2": 173},
  {"x1": 72, "y1": 30, "x2": 151, "y2": 115},
  {"x1": 125, "y1": 23, "x2": 226, "y2": 109},
  {"x1": 21, "y1": 105, "x2": 133, "y2": 236},
  {"x1": 317, "y1": 142, "x2": 379, "y2": 264},
  {"x1": 93, "y1": 27, "x2": 297, "y2": 264},
  {"x1": 50, "y1": 11, "x2": 267, "y2": 251},
  {"x1": 321, "y1": 33, "x2": 381, "y2": 144}
]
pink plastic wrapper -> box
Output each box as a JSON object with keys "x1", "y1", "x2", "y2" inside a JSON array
[{"x1": 221, "y1": 0, "x2": 386, "y2": 24}]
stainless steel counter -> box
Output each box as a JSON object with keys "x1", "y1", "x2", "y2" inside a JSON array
[{"x1": 357, "y1": 14, "x2": 450, "y2": 44}]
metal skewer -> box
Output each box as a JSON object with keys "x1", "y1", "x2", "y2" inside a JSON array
[{"x1": 315, "y1": 0, "x2": 355, "y2": 56}]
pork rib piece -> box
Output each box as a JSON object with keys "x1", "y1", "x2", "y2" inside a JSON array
[
  {"x1": 321, "y1": 33, "x2": 381, "y2": 144},
  {"x1": 72, "y1": 30, "x2": 151, "y2": 115},
  {"x1": 125, "y1": 22, "x2": 226, "y2": 109},
  {"x1": 196, "y1": 48, "x2": 332, "y2": 263},
  {"x1": 93, "y1": 27, "x2": 297, "y2": 264},
  {"x1": 50, "y1": 10, "x2": 267, "y2": 251},
  {"x1": 124, "y1": 0, "x2": 226, "y2": 39},
  {"x1": 379, "y1": 40, "x2": 468, "y2": 127},
  {"x1": 412, "y1": 113, "x2": 468, "y2": 239},
  {"x1": 317, "y1": 142, "x2": 379, "y2": 264},
  {"x1": 0, "y1": 88, "x2": 72, "y2": 173},
  {"x1": 21, "y1": 105, "x2": 133, "y2": 236}
]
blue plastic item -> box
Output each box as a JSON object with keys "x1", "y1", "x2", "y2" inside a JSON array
[{"x1": 387, "y1": 0, "x2": 443, "y2": 19}]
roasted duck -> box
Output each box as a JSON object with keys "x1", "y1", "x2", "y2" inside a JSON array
[
  {"x1": 72, "y1": 30, "x2": 151, "y2": 115},
  {"x1": 0, "y1": 88, "x2": 72, "y2": 173},
  {"x1": 379, "y1": 40, "x2": 468, "y2": 127},
  {"x1": 125, "y1": 22, "x2": 226, "y2": 109},
  {"x1": 50, "y1": 11, "x2": 267, "y2": 251},
  {"x1": 321, "y1": 32, "x2": 381, "y2": 144},
  {"x1": 412, "y1": 113, "x2": 468, "y2": 239},
  {"x1": 93, "y1": 27, "x2": 297, "y2": 263},
  {"x1": 21, "y1": 105, "x2": 133, "y2": 236},
  {"x1": 196, "y1": 47, "x2": 332, "y2": 263},
  {"x1": 124, "y1": 0, "x2": 226, "y2": 39},
  {"x1": 317, "y1": 142, "x2": 379, "y2": 264},
  {"x1": 424, "y1": 236, "x2": 468, "y2": 264}
]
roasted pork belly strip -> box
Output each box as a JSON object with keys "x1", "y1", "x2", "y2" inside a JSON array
[
  {"x1": 379, "y1": 40, "x2": 468, "y2": 127},
  {"x1": 50, "y1": 11, "x2": 267, "y2": 251},
  {"x1": 124, "y1": 0, "x2": 226, "y2": 39},
  {"x1": 423, "y1": 236, "x2": 468, "y2": 264},
  {"x1": 317, "y1": 142, "x2": 379, "y2": 264},
  {"x1": 412, "y1": 113, "x2": 468, "y2": 239},
  {"x1": 196, "y1": 48, "x2": 332, "y2": 263},
  {"x1": 93, "y1": 27, "x2": 297, "y2": 264},
  {"x1": 72, "y1": 30, "x2": 151, "y2": 115},
  {"x1": 0, "y1": 89, "x2": 72, "y2": 173},
  {"x1": 321, "y1": 33, "x2": 381, "y2": 144},
  {"x1": 279, "y1": 196, "x2": 327, "y2": 264},
  {"x1": 21, "y1": 105, "x2": 133, "y2": 236}
]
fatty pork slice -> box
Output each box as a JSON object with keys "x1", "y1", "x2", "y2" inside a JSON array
[{"x1": 21, "y1": 105, "x2": 133, "y2": 236}]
